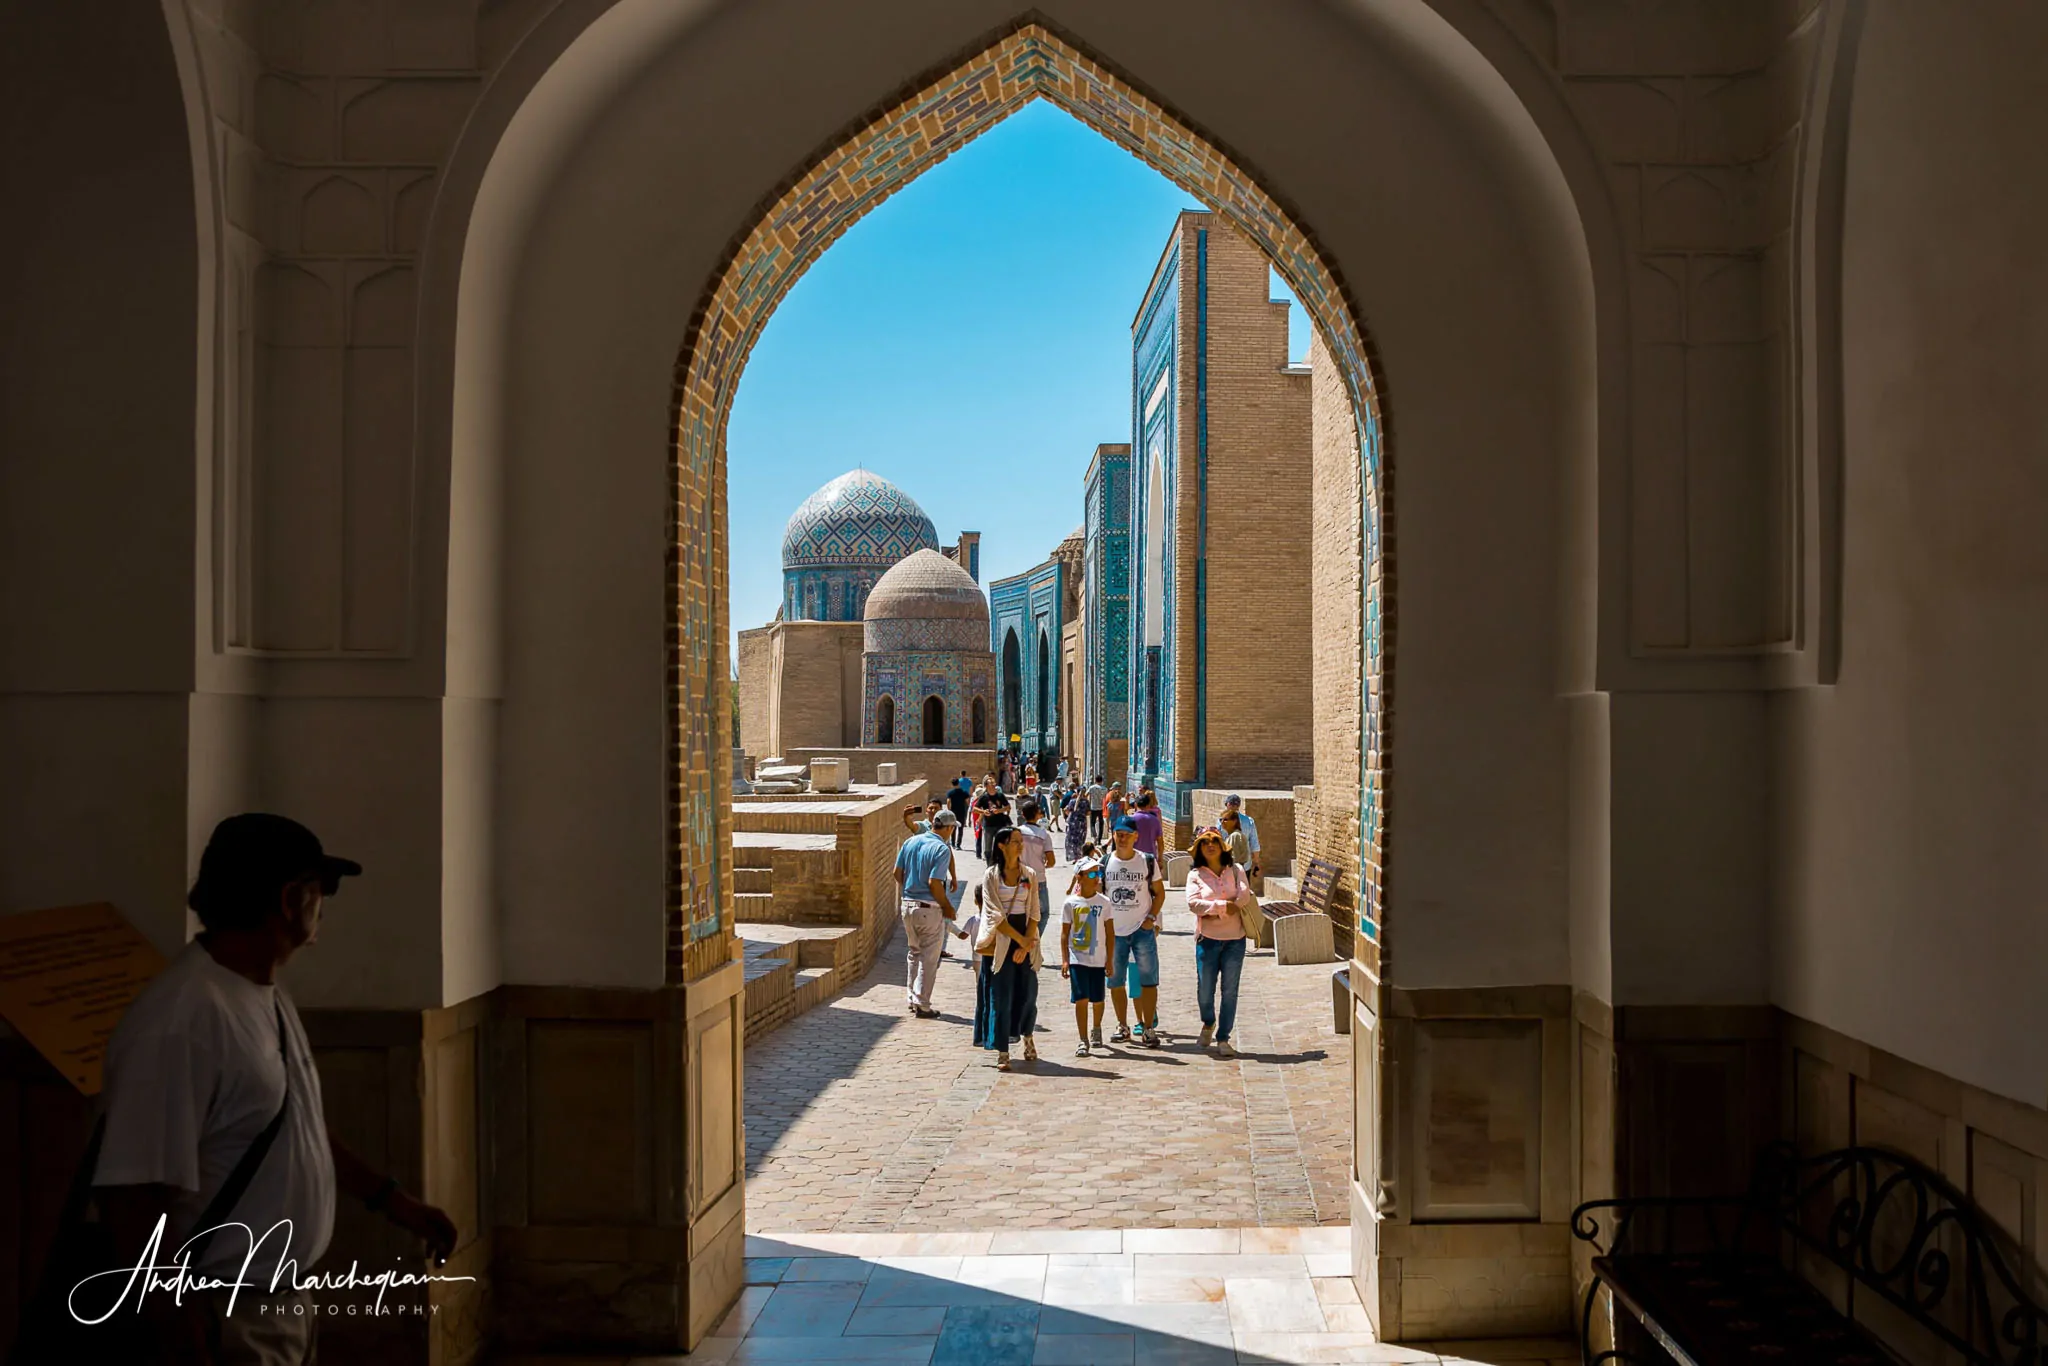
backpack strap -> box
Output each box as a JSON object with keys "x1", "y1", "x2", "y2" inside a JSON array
[{"x1": 183, "y1": 999, "x2": 291, "y2": 1268}]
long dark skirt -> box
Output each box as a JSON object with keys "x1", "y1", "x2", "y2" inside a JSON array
[{"x1": 973, "y1": 918, "x2": 1038, "y2": 1050}]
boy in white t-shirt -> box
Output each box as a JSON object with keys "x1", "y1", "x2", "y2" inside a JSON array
[
  {"x1": 1059, "y1": 852, "x2": 1112, "y2": 1055},
  {"x1": 1101, "y1": 817, "x2": 1166, "y2": 1047}
]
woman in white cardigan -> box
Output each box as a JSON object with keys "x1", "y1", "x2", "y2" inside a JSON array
[{"x1": 973, "y1": 826, "x2": 1041, "y2": 1069}]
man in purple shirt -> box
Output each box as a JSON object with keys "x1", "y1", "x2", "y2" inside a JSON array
[{"x1": 1131, "y1": 791, "x2": 1164, "y2": 857}]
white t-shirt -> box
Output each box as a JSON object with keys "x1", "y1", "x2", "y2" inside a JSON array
[
  {"x1": 94, "y1": 941, "x2": 336, "y2": 1285},
  {"x1": 1016, "y1": 822, "x2": 1056, "y2": 875},
  {"x1": 1102, "y1": 852, "x2": 1157, "y2": 936},
  {"x1": 1058, "y1": 894, "x2": 1110, "y2": 969}
]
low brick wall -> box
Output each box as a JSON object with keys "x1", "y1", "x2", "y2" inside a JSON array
[
  {"x1": 834, "y1": 780, "x2": 929, "y2": 975},
  {"x1": 736, "y1": 781, "x2": 926, "y2": 1042},
  {"x1": 1191, "y1": 788, "x2": 1298, "y2": 871},
  {"x1": 778, "y1": 746, "x2": 995, "y2": 793}
]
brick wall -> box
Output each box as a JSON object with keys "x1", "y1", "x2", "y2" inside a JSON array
[
  {"x1": 737, "y1": 626, "x2": 773, "y2": 759},
  {"x1": 755, "y1": 620, "x2": 864, "y2": 753},
  {"x1": 1295, "y1": 328, "x2": 1365, "y2": 945},
  {"x1": 1191, "y1": 789, "x2": 1297, "y2": 873},
  {"x1": 1153, "y1": 216, "x2": 1315, "y2": 844},
  {"x1": 1196, "y1": 221, "x2": 1316, "y2": 791},
  {"x1": 778, "y1": 746, "x2": 995, "y2": 792},
  {"x1": 836, "y1": 781, "x2": 929, "y2": 972}
]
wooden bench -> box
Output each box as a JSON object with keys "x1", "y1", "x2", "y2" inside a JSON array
[
  {"x1": 1571, "y1": 1143, "x2": 2047, "y2": 1366},
  {"x1": 1260, "y1": 857, "x2": 1340, "y2": 964}
]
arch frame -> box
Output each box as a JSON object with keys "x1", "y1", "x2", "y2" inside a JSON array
[
  {"x1": 665, "y1": 17, "x2": 1396, "y2": 981},
  {"x1": 415, "y1": 0, "x2": 1623, "y2": 1004}
]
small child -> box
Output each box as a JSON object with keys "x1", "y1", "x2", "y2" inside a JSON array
[
  {"x1": 1060, "y1": 848, "x2": 1112, "y2": 1056},
  {"x1": 956, "y1": 880, "x2": 979, "y2": 966}
]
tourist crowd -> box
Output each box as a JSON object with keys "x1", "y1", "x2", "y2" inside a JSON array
[{"x1": 894, "y1": 774, "x2": 1270, "y2": 1072}]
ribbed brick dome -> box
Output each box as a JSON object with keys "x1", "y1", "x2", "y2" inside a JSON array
[{"x1": 863, "y1": 549, "x2": 987, "y2": 622}]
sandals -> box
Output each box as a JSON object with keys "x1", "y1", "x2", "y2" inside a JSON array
[{"x1": 1022, "y1": 1038, "x2": 1039, "y2": 1062}]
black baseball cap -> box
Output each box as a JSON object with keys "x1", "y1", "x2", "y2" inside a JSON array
[{"x1": 189, "y1": 813, "x2": 362, "y2": 918}]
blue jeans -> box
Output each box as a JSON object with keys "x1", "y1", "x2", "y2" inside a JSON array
[
  {"x1": 1194, "y1": 936, "x2": 1247, "y2": 1042},
  {"x1": 1111, "y1": 927, "x2": 1159, "y2": 992}
]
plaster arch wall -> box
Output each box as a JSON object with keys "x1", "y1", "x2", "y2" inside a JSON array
[
  {"x1": 0, "y1": 0, "x2": 204, "y2": 942},
  {"x1": 442, "y1": 0, "x2": 1602, "y2": 995}
]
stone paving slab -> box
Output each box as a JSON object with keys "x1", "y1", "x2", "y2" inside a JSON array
[
  {"x1": 493, "y1": 1232, "x2": 1576, "y2": 1363},
  {"x1": 744, "y1": 850, "x2": 1352, "y2": 1233}
]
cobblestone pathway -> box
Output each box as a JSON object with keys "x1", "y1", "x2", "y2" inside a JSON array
[{"x1": 744, "y1": 846, "x2": 1352, "y2": 1232}]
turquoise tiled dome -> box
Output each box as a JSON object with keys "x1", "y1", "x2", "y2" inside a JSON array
[{"x1": 781, "y1": 470, "x2": 940, "y2": 572}]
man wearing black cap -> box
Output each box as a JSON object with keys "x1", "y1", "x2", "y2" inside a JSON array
[{"x1": 91, "y1": 813, "x2": 456, "y2": 1365}]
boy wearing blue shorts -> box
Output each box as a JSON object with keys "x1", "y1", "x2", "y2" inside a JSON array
[
  {"x1": 1102, "y1": 816, "x2": 1166, "y2": 1047},
  {"x1": 1059, "y1": 852, "x2": 1111, "y2": 1055}
]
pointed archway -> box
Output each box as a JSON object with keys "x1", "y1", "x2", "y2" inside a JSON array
[
  {"x1": 671, "y1": 19, "x2": 1390, "y2": 987},
  {"x1": 1002, "y1": 628, "x2": 1024, "y2": 747}
]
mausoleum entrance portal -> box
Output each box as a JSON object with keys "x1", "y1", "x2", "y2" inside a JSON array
[{"x1": 664, "y1": 17, "x2": 1390, "y2": 1349}]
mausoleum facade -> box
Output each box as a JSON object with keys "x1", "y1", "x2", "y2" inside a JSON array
[
  {"x1": 739, "y1": 472, "x2": 985, "y2": 770},
  {"x1": 861, "y1": 550, "x2": 995, "y2": 749}
]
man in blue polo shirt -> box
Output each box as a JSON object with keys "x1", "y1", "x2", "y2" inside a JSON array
[{"x1": 895, "y1": 810, "x2": 959, "y2": 1018}]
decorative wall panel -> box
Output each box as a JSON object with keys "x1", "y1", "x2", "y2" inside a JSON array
[
  {"x1": 1083, "y1": 444, "x2": 1132, "y2": 777},
  {"x1": 1408, "y1": 1019, "x2": 1543, "y2": 1220},
  {"x1": 527, "y1": 1021, "x2": 655, "y2": 1224}
]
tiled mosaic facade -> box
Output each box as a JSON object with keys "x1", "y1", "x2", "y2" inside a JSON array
[
  {"x1": 1083, "y1": 444, "x2": 1131, "y2": 778},
  {"x1": 1131, "y1": 248, "x2": 1181, "y2": 808},
  {"x1": 862, "y1": 651, "x2": 995, "y2": 747},
  {"x1": 669, "y1": 20, "x2": 1388, "y2": 983},
  {"x1": 863, "y1": 616, "x2": 985, "y2": 654},
  {"x1": 989, "y1": 561, "x2": 1066, "y2": 759}
]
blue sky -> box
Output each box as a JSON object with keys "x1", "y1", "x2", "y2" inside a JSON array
[{"x1": 726, "y1": 100, "x2": 1308, "y2": 652}]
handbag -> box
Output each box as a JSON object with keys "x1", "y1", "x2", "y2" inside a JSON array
[
  {"x1": 976, "y1": 874, "x2": 1034, "y2": 960},
  {"x1": 10, "y1": 1001, "x2": 291, "y2": 1366}
]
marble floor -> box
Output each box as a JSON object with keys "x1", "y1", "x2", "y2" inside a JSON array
[{"x1": 555, "y1": 1227, "x2": 1575, "y2": 1365}]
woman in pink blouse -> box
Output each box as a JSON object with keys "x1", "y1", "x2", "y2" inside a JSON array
[{"x1": 1186, "y1": 827, "x2": 1257, "y2": 1057}]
